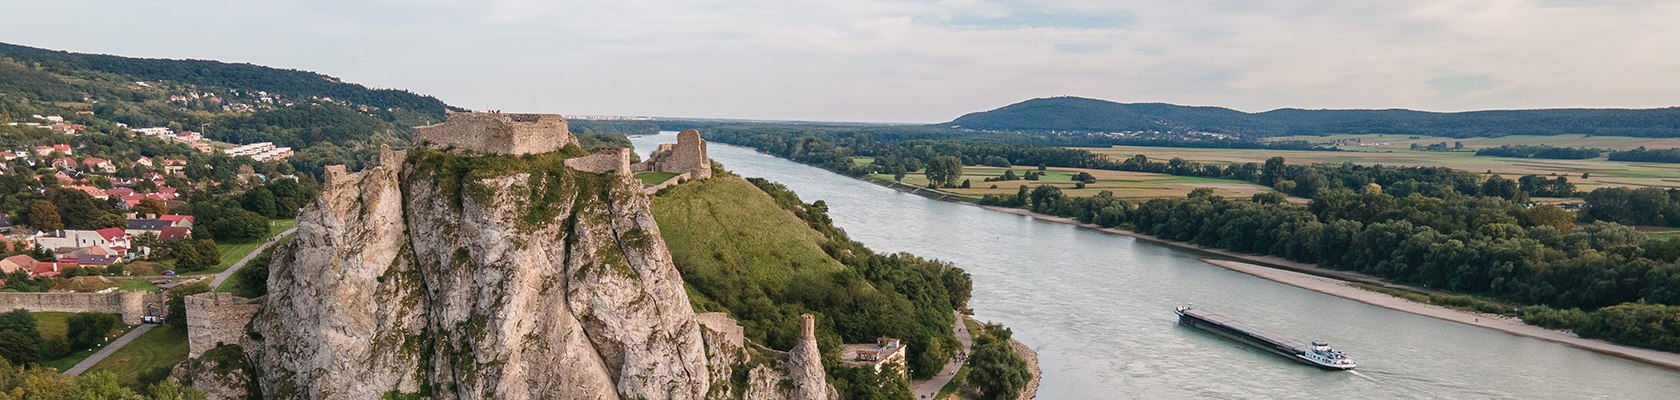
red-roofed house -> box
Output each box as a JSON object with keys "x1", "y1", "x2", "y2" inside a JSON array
[
  {"x1": 51, "y1": 157, "x2": 78, "y2": 170},
  {"x1": 33, "y1": 144, "x2": 72, "y2": 156},
  {"x1": 157, "y1": 215, "x2": 195, "y2": 227},
  {"x1": 66, "y1": 185, "x2": 109, "y2": 200},
  {"x1": 53, "y1": 172, "x2": 75, "y2": 185},
  {"x1": 82, "y1": 157, "x2": 116, "y2": 173},
  {"x1": 159, "y1": 226, "x2": 191, "y2": 241},
  {"x1": 134, "y1": 156, "x2": 154, "y2": 168},
  {"x1": 163, "y1": 159, "x2": 187, "y2": 174}
]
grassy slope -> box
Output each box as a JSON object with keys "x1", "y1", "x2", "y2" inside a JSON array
[
  {"x1": 90, "y1": 325, "x2": 189, "y2": 389},
  {"x1": 186, "y1": 218, "x2": 296, "y2": 276},
  {"x1": 34, "y1": 311, "x2": 133, "y2": 371},
  {"x1": 650, "y1": 174, "x2": 847, "y2": 311}
]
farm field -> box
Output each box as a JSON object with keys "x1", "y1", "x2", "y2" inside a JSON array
[
  {"x1": 1087, "y1": 144, "x2": 1680, "y2": 191},
  {"x1": 863, "y1": 162, "x2": 1294, "y2": 201},
  {"x1": 1266, "y1": 133, "x2": 1680, "y2": 151}
]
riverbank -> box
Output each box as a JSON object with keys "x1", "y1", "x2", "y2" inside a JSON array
[
  {"x1": 848, "y1": 176, "x2": 1680, "y2": 371},
  {"x1": 1010, "y1": 339, "x2": 1039, "y2": 400},
  {"x1": 1200, "y1": 258, "x2": 1680, "y2": 370}
]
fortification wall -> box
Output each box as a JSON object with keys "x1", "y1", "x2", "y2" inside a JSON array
[
  {"x1": 0, "y1": 292, "x2": 162, "y2": 325},
  {"x1": 185, "y1": 292, "x2": 261, "y2": 358},
  {"x1": 639, "y1": 129, "x2": 711, "y2": 179},
  {"x1": 322, "y1": 165, "x2": 349, "y2": 185},
  {"x1": 694, "y1": 312, "x2": 744, "y2": 351},
  {"x1": 641, "y1": 172, "x2": 691, "y2": 195},
  {"x1": 412, "y1": 113, "x2": 578, "y2": 155},
  {"x1": 563, "y1": 147, "x2": 632, "y2": 176}
]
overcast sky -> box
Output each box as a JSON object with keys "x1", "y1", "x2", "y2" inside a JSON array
[{"x1": 2, "y1": 0, "x2": 1677, "y2": 123}]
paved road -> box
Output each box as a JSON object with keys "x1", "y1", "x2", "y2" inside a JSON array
[
  {"x1": 209, "y1": 227, "x2": 296, "y2": 289},
  {"x1": 911, "y1": 311, "x2": 975, "y2": 399},
  {"x1": 64, "y1": 324, "x2": 156, "y2": 375}
]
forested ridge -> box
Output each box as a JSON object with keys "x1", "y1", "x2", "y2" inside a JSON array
[
  {"x1": 706, "y1": 125, "x2": 1680, "y2": 354},
  {"x1": 943, "y1": 97, "x2": 1680, "y2": 138}
]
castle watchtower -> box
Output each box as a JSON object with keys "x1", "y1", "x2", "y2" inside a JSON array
[{"x1": 412, "y1": 112, "x2": 579, "y2": 155}]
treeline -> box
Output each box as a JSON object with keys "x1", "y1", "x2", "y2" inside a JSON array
[
  {"x1": 1474, "y1": 145, "x2": 1602, "y2": 159},
  {"x1": 1607, "y1": 147, "x2": 1680, "y2": 163},
  {"x1": 0, "y1": 41, "x2": 455, "y2": 118}
]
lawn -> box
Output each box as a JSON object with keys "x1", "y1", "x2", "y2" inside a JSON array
[
  {"x1": 650, "y1": 174, "x2": 847, "y2": 295},
  {"x1": 862, "y1": 161, "x2": 1290, "y2": 202},
  {"x1": 634, "y1": 171, "x2": 681, "y2": 185},
  {"x1": 186, "y1": 218, "x2": 296, "y2": 276},
  {"x1": 1087, "y1": 143, "x2": 1680, "y2": 191},
  {"x1": 33, "y1": 311, "x2": 132, "y2": 371},
  {"x1": 1266, "y1": 133, "x2": 1680, "y2": 151},
  {"x1": 118, "y1": 278, "x2": 159, "y2": 292},
  {"x1": 90, "y1": 325, "x2": 189, "y2": 389}
]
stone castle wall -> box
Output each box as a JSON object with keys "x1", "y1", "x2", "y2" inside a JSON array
[
  {"x1": 412, "y1": 112, "x2": 579, "y2": 155},
  {"x1": 185, "y1": 292, "x2": 261, "y2": 358},
  {"x1": 0, "y1": 291, "x2": 162, "y2": 325},
  {"x1": 563, "y1": 147, "x2": 632, "y2": 176},
  {"x1": 635, "y1": 129, "x2": 711, "y2": 179}
]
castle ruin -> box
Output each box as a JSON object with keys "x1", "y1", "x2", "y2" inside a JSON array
[
  {"x1": 635, "y1": 129, "x2": 712, "y2": 180},
  {"x1": 185, "y1": 292, "x2": 261, "y2": 358},
  {"x1": 412, "y1": 112, "x2": 579, "y2": 155}
]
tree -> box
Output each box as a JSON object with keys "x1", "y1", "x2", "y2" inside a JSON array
[
  {"x1": 65, "y1": 312, "x2": 120, "y2": 351},
  {"x1": 27, "y1": 200, "x2": 61, "y2": 231},
  {"x1": 0, "y1": 331, "x2": 41, "y2": 366},
  {"x1": 1525, "y1": 205, "x2": 1576, "y2": 233},
  {"x1": 240, "y1": 187, "x2": 279, "y2": 218},
  {"x1": 924, "y1": 156, "x2": 964, "y2": 188},
  {"x1": 232, "y1": 251, "x2": 271, "y2": 298},
  {"x1": 965, "y1": 324, "x2": 1029, "y2": 400},
  {"x1": 134, "y1": 198, "x2": 169, "y2": 217},
  {"x1": 1073, "y1": 171, "x2": 1097, "y2": 183}
]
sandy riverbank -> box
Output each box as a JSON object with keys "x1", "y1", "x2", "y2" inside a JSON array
[{"x1": 1200, "y1": 259, "x2": 1680, "y2": 370}]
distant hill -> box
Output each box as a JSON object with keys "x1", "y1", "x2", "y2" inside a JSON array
[
  {"x1": 941, "y1": 97, "x2": 1680, "y2": 138},
  {"x1": 0, "y1": 42, "x2": 456, "y2": 118}
]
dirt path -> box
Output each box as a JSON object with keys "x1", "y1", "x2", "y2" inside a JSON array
[
  {"x1": 1201, "y1": 258, "x2": 1680, "y2": 370},
  {"x1": 63, "y1": 324, "x2": 156, "y2": 375}
]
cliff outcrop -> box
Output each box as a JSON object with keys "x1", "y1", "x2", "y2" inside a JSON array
[{"x1": 243, "y1": 142, "x2": 831, "y2": 399}]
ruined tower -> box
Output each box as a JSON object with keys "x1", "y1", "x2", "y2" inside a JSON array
[{"x1": 636, "y1": 129, "x2": 712, "y2": 179}]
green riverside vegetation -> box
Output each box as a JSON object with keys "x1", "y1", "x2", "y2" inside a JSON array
[{"x1": 651, "y1": 166, "x2": 987, "y2": 395}]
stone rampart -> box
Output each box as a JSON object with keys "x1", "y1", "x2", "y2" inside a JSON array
[
  {"x1": 322, "y1": 165, "x2": 349, "y2": 185},
  {"x1": 412, "y1": 112, "x2": 579, "y2": 155},
  {"x1": 641, "y1": 172, "x2": 691, "y2": 195},
  {"x1": 0, "y1": 291, "x2": 162, "y2": 325},
  {"x1": 185, "y1": 292, "x2": 261, "y2": 358},
  {"x1": 635, "y1": 129, "x2": 711, "y2": 179},
  {"x1": 563, "y1": 147, "x2": 632, "y2": 176}
]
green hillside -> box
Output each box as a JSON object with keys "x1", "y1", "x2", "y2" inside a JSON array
[
  {"x1": 941, "y1": 96, "x2": 1680, "y2": 138},
  {"x1": 651, "y1": 168, "x2": 971, "y2": 384}
]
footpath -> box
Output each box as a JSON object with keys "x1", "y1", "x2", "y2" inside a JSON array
[
  {"x1": 63, "y1": 324, "x2": 156, "y2": 375},
  {"x1": 910, "y1": 311, "x2": 973, "y2": 399}
]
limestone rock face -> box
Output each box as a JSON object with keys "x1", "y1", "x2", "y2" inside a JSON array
[
  {"x1": 174, "y1": 345, "x2": 258, "y2": 400},
  {"x1": 249, "y1": 149, "x2": 715, "y2": 399}
]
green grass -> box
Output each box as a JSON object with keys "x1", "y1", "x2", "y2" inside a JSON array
[
  {"x1": 851, "y1": 156, "x2": 876, "y2": 167},
  {"x1": 33, "y1": 312, "x2": 132, "y2": 371},
  {"x1": 187, "y1": 218, "x2": 297, "y2": 276},
  {"x1": 650, "y1": 174, "x2": 846, "y2": 298},
  {"x1": 634, "y1": 171, "x2": 681, "y2": 185},
  {"x1": 90, "y1": 325, "x2": 189, "y2": 389},
  {"x1": 117, "y1": 278, "x2": 158, "y2": 292}
]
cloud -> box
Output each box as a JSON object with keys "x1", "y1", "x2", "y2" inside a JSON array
[{"x1": 0, "y1": 0, "x2": 1676, "y2": 122}]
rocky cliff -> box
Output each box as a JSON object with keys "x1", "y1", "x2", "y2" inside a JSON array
[{"x1": 242, "y1": 145, "x2": 825, "y2": 399}]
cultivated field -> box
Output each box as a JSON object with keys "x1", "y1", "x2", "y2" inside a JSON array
[
  {"x1": 864, "y1": 163, "x2": 1295, "y2": 202},
  {"x1": 1088, "y1": 142, "x2": 1680, "y2": 191}
]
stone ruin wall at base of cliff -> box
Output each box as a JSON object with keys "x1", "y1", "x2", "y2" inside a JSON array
[
  {"x1": 185, "y1": 292, "x2": 261, "y2": 358},
  {"x1": 0, "y1": 291, "x2": 162, "y2": 325}
]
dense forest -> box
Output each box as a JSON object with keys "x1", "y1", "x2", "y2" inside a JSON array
[
  {"x1": 1473, "y1": 145, "x2": 1603, "y2": 159},
  {"x1": 942, "y1": 97, "x2": 1680, "y2": 138},
  {"x1": 0, "y1": 42, "x2": 456, "y2": 118},
  {"x1": 706, "y1": 125, "x2": 1680, "y2": 353}
]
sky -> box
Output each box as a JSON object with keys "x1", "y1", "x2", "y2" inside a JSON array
[{"x1": 2, "y1": 0, "x2": 1678, "y2": 123}]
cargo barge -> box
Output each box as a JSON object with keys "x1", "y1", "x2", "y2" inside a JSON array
[{"x1": 1175, "y1": 305, "x2": 1356, "y2": 370}]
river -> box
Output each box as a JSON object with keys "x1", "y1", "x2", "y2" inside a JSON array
[{"x1": 631, "y1": 132, "x2": 1680, "y2": 399}]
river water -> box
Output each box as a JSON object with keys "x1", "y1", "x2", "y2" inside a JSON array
[{"x1": 631, "y1": 132, "x2": 1680, "y2": 399}]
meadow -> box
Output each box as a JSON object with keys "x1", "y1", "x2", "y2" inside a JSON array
[{"x1": 864, "y1": 163, "x2": 1292, "y2": 202}]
